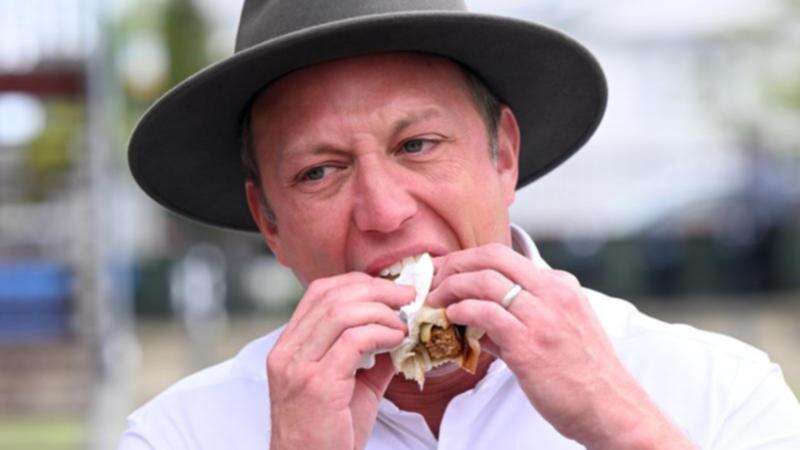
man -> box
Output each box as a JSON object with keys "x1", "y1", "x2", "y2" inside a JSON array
[{"x1": 121, "y1": 1, "x2": 800, "y2": 449}]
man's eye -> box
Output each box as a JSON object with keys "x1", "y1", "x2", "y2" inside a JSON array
[
  {"x1": 301, "y1": 165, "x2": 333, "y2": 182},
  {"x1": 401, "y1": 139, "x2": 433, "y2": 154}
]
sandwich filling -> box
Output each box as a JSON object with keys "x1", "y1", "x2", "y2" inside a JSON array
[{"x1": 421, "y1": 323, "x2": 465, "y2": 360}]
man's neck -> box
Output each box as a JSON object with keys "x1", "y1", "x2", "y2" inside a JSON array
[{"x1": 383, "y1": 353, "x2": 495, "y2": 437}]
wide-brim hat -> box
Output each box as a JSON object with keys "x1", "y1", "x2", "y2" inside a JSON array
[{"x1": 129, "y1": 0, "x2": 607, "y2": 232}]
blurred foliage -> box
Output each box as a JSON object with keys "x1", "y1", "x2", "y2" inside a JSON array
[
  {"x1": 114, "y1": 0, "x2": 210, "y2": 101},
  {"x1": 705, "y1": 0, "x2": 800, "y2": 157},
  {"x1": 111, "y1": 0, "x2": 233, "y2": 245},
  {"x1": 23, "y1": 101, "x2": 85, "y2": 201},
  {"x1": 162, "y1": 0, "x2": 211, "y2": 90},
  {"x1": 765, "y1": 64, "x2": 800, "y2": 112}
]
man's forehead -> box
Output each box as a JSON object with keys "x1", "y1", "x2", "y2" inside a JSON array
[
  {"x1": 250, "y1": 52, "x2": 470, "y2": 117},
  {"x1": 248, "y1": 52, "x2": 476, "y2": 157}
]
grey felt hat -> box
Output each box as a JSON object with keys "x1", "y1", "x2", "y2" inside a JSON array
[{"x1": 129, "y1": 0, "x2": 607, "y2": 232}]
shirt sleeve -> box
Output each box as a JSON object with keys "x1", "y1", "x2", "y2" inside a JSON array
[
  {"x1": 710, "y1": 361, "x2": 800, "y2": 449},
  {"x1": 116, "y1": 404, "x2": 190, "y2": 450},
  {"x1": 116, "y1": 418, "x2": 157, "y2": 450}
]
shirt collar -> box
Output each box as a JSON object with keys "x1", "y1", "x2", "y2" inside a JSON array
[{"x1": 510, "y1": 222, "x2": 550, "y2": 269}]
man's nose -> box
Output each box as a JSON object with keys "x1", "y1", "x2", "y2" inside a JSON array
[{"x1": 351, "y1": 159, "x2": 417, "y2": 233}]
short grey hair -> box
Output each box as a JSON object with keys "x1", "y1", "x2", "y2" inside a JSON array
[{"x1": 240, "y1": 62, "x2": 502, "y2": 225}]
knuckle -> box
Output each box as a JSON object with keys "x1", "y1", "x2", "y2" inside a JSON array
[
  {"x1": 440, "y1": 252, "x2": 457, "y2": 273},
  {"x1": 565, "y1": 292, "x2": 590, "y2": 314},
  {"x1": 488, "y1": 242, "x2": 506, "y2": 253},
  {"x1": 440, "y1": 275, "x2": 462, "y2": 295},
  {"x1": 348, "y1": 283, "x2": 371, "y2": 300},
  {"x1": 389, "y1": 327, "x2": 405, "y2": 343},
  {"x1": 479, "y1": 269, "x2": 503, "y2": 287},
  {"x1": 483, "y1": 242, "x2": 507, "y2": 258},
  {"x1": 478, "y1": 270, "x2": 494, "y2": 286},
  {"x1": 552, "y1": 287, "x2": 575, "y2": 306},
  {"x1": 437, "y1": 275, "x2": 453, "y2": 291},
  {"x1": 440, "y1": 252, "x2": 452, "y2": 266},
  {"x1": 327, "y1": 282, "x2": 366, "y2": 303},
  {"x1": 345, "y1": 271, "x2": 371, "y2": 283},
  {"x1": 306, "y1": 278, "x2": 328, "y2": 296},
  {"x1": 375, "y1": 304, "x2": 396, "y2": 321},
  {"x1": 399, "y1": 283, "x2": 416, "y2": 298},
  {"x1": 266, "y1": 348, "x2": 287, "y2": 374},
  {"x1": 485, "y1": 302, "x2": 507, "y2": 324},
  {"x1": 553, "y1": 270, "x2": 580, "y2": 287},
  {"x1": 339, "y1": 327, "x2": 361, "y2": 347},
  {"x1": 323, "y1": 305, "x2": 344, "y2": 324},
  {"x1": 535, "y1": 307, "x2": 560, "y2": 331},
  {"x1": 368, "y1": 276, "x2": 394, "y2": 292},
  {"x1": 302, "y1": 373, "x2": 326, "y2": 398},
  {"x1": 533, "y1": 326, "x2": 560, "y2": 350}
]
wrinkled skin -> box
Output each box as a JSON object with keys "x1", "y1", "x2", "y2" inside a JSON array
[{"x1": 245, "y1": 53, "x2": 695, "y2": 450}]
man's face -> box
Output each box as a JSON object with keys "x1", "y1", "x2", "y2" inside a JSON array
[{"x1": 246, "y1": 53, "x2": 520, "y2": 285}]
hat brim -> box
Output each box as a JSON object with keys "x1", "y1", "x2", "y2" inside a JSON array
[{"x1": 129, "y1": 11, "x2": 607, "y2": 232}]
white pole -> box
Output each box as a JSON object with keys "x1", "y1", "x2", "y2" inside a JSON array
[{"x1": 82, "y1": 0, "x2": 137, "y2": 448}]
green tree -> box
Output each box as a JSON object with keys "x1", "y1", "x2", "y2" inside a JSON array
[{"x1": 162, "y1": 0, "x2": 211, "y2": 90}]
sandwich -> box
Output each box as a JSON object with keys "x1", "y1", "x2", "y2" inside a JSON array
[{"x1": 384, "y1": 253, "x2": 483, "y2": 388}]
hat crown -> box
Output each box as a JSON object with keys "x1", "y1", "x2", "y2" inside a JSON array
[{"x1": 235, "y1": 0, "x2": 468, "y2": 51}]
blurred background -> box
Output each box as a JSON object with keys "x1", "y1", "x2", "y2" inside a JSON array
[{"x1": 0, "y1": 0, "x2": 798, "y2": 448}]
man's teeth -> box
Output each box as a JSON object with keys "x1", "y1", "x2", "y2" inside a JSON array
[
  {"x1": 379, "y1": 262, "x2": 402, "y2": 277},
  {"x1": 379, "y1": 254, "x2": 425, "y2": 278}
]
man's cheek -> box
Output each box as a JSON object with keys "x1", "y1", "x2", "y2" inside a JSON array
[{"x1": 417, "y1": 154, "x2": 472, "y2": 186}]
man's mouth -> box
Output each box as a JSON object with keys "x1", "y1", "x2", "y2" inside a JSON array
[{"x1": 378, "y1": 254, "x2": 428, "y2": 281}]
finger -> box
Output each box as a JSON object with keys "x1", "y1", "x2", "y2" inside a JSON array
[
  {"x1": 289, "y1": 272, "x2": 373, "y2": 329},
  {"x1": 433, "y1": 245, "x2": 582, "y2": 301},
  {"x1": 321, "y1": 324, "x2": 406, "y2": 379},
  {"x1": 283, "y1": 279, "x2": 415, "y2": 351},
  {"x1": 289, "y1": 279, "x2": 413, "y2": 342},
  {"x1": 352, "y1": 354, "x2": 396, "y2": 449},
  {"x1": 549, "y1": 269, "x2": 582, "y2": 290},
  {"x1": 356, "y1": 353, "x2": 396, "y2": 396},
  {"x1": 478, "y1": 334, "x2": 500, "y2": 357},
  {"x1": 296, "y1": 277, "x2": 415, "y2": 326},
  {"x1": 432, "y1": 243, "x2": 532, "y2": 289},
  {"x1": 426, "y1": 269, "x2": 515, "y2": 308},
  {"x1": 296, "y1": 301, "x2": 408, "y2": 361},
  {"x1": 444, "y1": 299, "x2": 525, "y2": 352}
]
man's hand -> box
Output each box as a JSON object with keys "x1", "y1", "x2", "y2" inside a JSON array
[
  {"x1": 267, "y1": 273, "x2": 414, "y2": 450},
  {"x1": 427, "y1": 244, "x2": 696, "y2": 450}
]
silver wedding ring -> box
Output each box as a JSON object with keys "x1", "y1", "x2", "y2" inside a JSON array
[{"x1": 500, "y1": 284, "x2": 523, "y2": 309}]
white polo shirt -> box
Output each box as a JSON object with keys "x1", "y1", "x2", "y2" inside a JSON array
[{"x1": 118, "y1": 225, "x2": 800, "y2": 449}]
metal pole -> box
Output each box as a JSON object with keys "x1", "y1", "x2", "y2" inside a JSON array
[{"x1": 81, "y1": 0, "x2": 137, "y2": 448}]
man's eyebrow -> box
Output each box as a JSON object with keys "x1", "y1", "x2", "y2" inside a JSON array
[
  {"x1": 391, "y1": 108, "x2": 443, "y2": 136},
  {"x1": 279, "y1": 108, "x2": 444, "y2": 165},
  {"x1": 279, "y1": 144, "x2": 348, "y2": 166}
]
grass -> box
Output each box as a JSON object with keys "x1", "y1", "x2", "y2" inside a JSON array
[{"x1": 0, "y1": 416, "x2": 84, "y2": 450}]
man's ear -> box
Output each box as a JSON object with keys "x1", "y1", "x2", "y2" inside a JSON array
[
  {"x1": 245, "y1": 180, "x2": 286, "y2": 264},
  {"x1": 495, "y1": 105, "x2": 520, "y2": 206}
]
